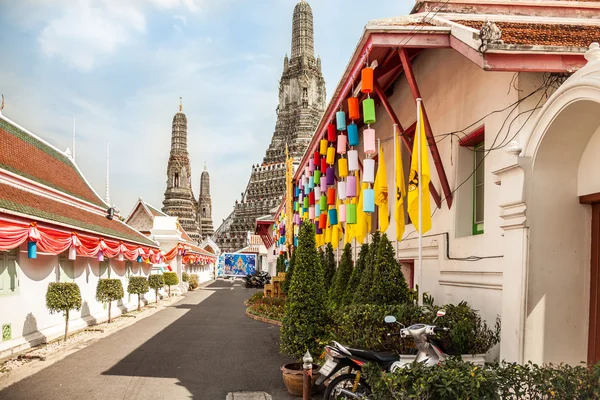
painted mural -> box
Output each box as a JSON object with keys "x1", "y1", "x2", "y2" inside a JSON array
[{"x1": 217, "y1": 253, "x2": 257, "y2": 277}]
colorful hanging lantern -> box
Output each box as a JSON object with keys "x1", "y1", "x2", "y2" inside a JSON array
[
  {"x1": 309, "y1": 175, "x2": 315, "y2": 189},
  {"x1": 327, "y1": 123, "x2": 337, "y2": 142},
  {"x1": 117, "y1": 252, "x2": 124, "y2": 261},
  {"x1": 303, "y1": 196, "x2": 309, "y2": 209},
  {"x1": 294, "y1": 236, "x2": 298, "y2": 247},
  {"x1": 320, "y1": 139, "x2": 328, "y2": 156},
  {"x1": 320, "y1": 177, "x2": 327, "y2": 192},
  {"x1": 347, "y1": 175, "x2": 357, "y2": 197},
  {"x1": 336, "y1": 111, "x2": 347, "y2": 131},
  {"x1": 364, "y1": 128, "x2": 376, "y2": 154},
  {"x1": 329, "y1": 209, "x2": 338, "y2": 225},
  {"x1": 315, "y1": 204, "x2": 321, "y2": 218},
  {"x1": 315, "y1": 222, "x2": 323, "y2": 235},
  {"x1": 326, "y1": 167, "x2": 335, "y2": 186},
  {"x1": 363, "y1": 188, "x2": 375, "y2": 213},
  {"x1": 321, "y1": 157, "x2": 327, "y2": 172},
  {"x1": 327, "y1": 187, "x2": 336, "y2": 205},
  {"x1": 319, "y1": 213, "x2": 327, "y2": 229},
  {"x1": 304, "y1": 183, "x2": 310, "y2": 195},
  {"x1": 348, "y1": 124, "x2": 359, "y2": 147},
  {"x1": 27, "y1": 241, "x2": 37, "y2": 259},
  {"x1": 363, "y1": 159, "x2": 375, "y2": 183},
  {"x1": 326, "y1": 146, "x2": 335, "y2": 165},
  {"x1": 347, "y1": 203, "x2": 357, "y2": 224},
  {"x1": 363, "y1": 98, "x2": 376, "y2": 125},
  {"x1": 319, "y1": 195, "x2": 327, "y2": 211},
  {"x1": 338, "y1": 157, "x2": 348, "y2": 178},
  {"x1": 309, "y1": 206, "x2": 315, "y2": 220},
  {"x1": 69, "y1": 246, "x2": 77, "y2": 261},
  {"x1": 313, "y1": 151, "x2": 320, "y2": 166},
  {"x1": 337, "y1": 134, "x2": 347, "y2": 154},
  {"x1": 315, "y1": 186, "x2": 321, "y2": 201},
  {"x1": 137, "y1": 255, "x2": 143, "y2": 263},
  {"x1": 295, "y1": 186, "x2": 300, "y2": 197},
  {"x1": 97, "y1": 250, "x2": 104, "y2": 262},
  {"x1": 338, "y1": 181, "x2": 347, "y2": 200},
  {"x1": 309, "y1": 191, "x2": 315, "y2": 205},
  {"x1": 348, "y1": 97, "x2": 360, "y2": 120},
  {"x1": 361, "y1": 67, "x2": 374, "y2": 94},
  {"x1": 339, "y1": 204, "x2": 346, "y2": 223},
  {"x1": 294, "y1": 201, "x2": 299, "y2": 211},
  {"x1": 314, "y1": 169, "x2": 321, "y2": 185},
  {"x1": 309, "y1": 159, "x2": 315, "y2": 172},
  {"x1": 304, "y1": 166, "x2": 310, "y2": 177},
  {"x1": 348, "y1": 150, "x2": 359, "y2": 171}
]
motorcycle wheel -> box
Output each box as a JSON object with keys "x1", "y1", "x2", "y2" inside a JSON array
[{"x1": 323, "y1": 373, "x2": 370, "y2": 399}]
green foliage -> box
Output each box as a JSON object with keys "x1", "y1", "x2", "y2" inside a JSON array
[
  {"x1": 247, "y1": 296, "x2": 286, "y2": 322},
  {"x1": 127, "y1": 276, "x2": 149, "y2": 295},
  {"x1": 96, "y1": 279, "x2": 124, "y2": 303},
  {"x1": 276, "y1": 253, "x2": 288, "y2": 274},
  {"x1": 46, "y1": 282, "x2": 82, "y2": 315},
  {"x1": 246, "y1": 292, "x2": 264, "y2": 305},
  {"x1": 329, "y1": 243, "x2": 354, "y2": 308},
  {"x1": 323, "y1": 244, "x2": 336, "y2": 291},
  {"x1": 281, "y1": 222, "x2": 329, "y2": 361},
  {"x1": 188, "y1": 274, "x2": 199, "y2": 290},
  {"x1": 148, "y1": 274, "x2": 164, "y2": 303},
  {"x1": 369, "y1": 233, "x2": 410, "y2": 306},
  {"x1": 182, "y1": 272, "x2": 189, "y2": 282},
  {"x1": 282, "y1": 250, "x2": 296, "y2": 295},
  {"x1": 344, "y1": 243, "x2": 368, "y2": 306},
  {"x1": 163, "y1": 272, "x2": 179, "y2": 286},
  {"x1": 354, "y1": 232, "x2": 380, "y2": 304},
  {"x1": 364, "y1": 359, "x2": 600, "y2": 400}
]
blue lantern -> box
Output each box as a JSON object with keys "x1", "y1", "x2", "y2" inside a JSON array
[{"x1": 27, "y1": 241, "x2": 37, "y2": 259}]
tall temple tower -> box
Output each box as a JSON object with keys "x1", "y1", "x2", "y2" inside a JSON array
[
  {"x1": 214, "y1": 0, "x2": 326, "y2": 253},
  {"x1": 162, "y1": 99, "x2": 201, "y2": 242},
  {"x1": 198, "y1": 162, "x2": 214, "y2": 239}
]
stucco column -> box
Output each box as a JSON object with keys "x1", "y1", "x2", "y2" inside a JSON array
[{"x1": 492, "y1": 145, "x2": 530, "y2": 363}]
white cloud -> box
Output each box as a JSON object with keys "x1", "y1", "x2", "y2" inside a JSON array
[{"x1": 173, "y1": 15, "x2": 188, "y2": 26}]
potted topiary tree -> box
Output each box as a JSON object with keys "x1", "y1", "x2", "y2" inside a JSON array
[
  {"x1": 148, "y1": 274, "x2": 164, "y2": 303},
  {"x1": 344, "y1": 243, "x2": 368, "y2": 306},
  {"x1": 280, "y1": 222, "x2": 326, "y2": 396},
  {"x1": 329, "y1": 243, "x2": 353, "y2": 308},
  {"x1": 323, "y1": 243, "x2": 336, "y2": 291},
  {"x1": 127, "y1": 276, "x2": 149, "y2": 311},
  {"x1": 46, "y1": 282, "x2": 82, "y2": 341},
  {"x1": 96, "y1": 279, "x2": 124, "y2": 323},
  {"x1": 370, "y1": 233, "x2": 410, "y2": 305},
  {"x1": 163, "y1": 271, "x2": 179, "y2": 297}
]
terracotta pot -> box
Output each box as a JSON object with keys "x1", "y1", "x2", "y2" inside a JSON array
[{"x1": 281, "y1": 362, "x2": 321, "y2": 397}]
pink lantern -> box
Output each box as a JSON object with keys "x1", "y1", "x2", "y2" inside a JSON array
[
  {"x1": 68, "y1": 246, "x2": 77, "y2": 261},
  {"x1": 363, "y1": 128, "x2": 376, "y2": 155},
  {"x1": 363, "y1": 159, "x2": 375, "y2": 183},
  {"x1": 346, "y1": 175, "x2": 357, "y2": 198},
  {"x1": 309, "y1": 159, "x2": 315, "y2": 172},
  {"x1": 118, "y1": 252, "x2": 124, "y2": 261},
  {"x1": 309, "y1": 206, "x2": 315, "y2": 220},
  {"x1": 304, "y1": 166, "x2": 310, "y2": 176},
  {"x1": 337, "y1": 134, "x2": 347, "y2": 154},
  {"x1": 339, "y1": 204, "x2": 346, "y2": 223},
  {"x1": 97, "y1": 250, "x2": 104, "y2": 262}
]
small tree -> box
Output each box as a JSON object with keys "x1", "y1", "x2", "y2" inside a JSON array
[
  {"x1": 281, "y1": 222, "x2": 329, "y2": 360},
  {"x1": 46, "y1": 282, "x2": 82, "y2": 341},
  {"x1": 323, "y1": 243, "x2": 336, "y2": 291},
  {"x1": 345, "y1": 243, "x2": 368, "y2": 306},
  {"x1": 354, "y1": 231, "x2": 381, "y2": 304},
  {"x1": 282, "y1": 250, "x2": 296, "y2": 295},
  {"x1": 188, "y1": 274, "x2": 199, "y2": 290},
  {"x1": 148, "y1": 274, "x2": 164, "y2": 303},
  {"x1": 370, "y1": 233, "x2": 410, "y2": 305},
  {"x1": 163, "y1": 272, "x2": 179, "y2": 297},
  {"x1": 182, "y1": 272, "x2": 189, "y2": 282},
  {"x1": 96, "y1": 279, "x2": 124, "y2": 323},
  {"x1": 329, "y1": 243, "x2": 354, "y2": 308},
  {"x1": 127, "y1": 276, "x2": 149, "y2": 311}
]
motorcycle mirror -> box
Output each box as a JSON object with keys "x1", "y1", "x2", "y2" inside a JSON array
[
  {"x1": 384, "y1": 316, "x2": 397, "y2": 324},
  {"x1": 436, "y1": 309, "x2": 446, "y2": 318}
]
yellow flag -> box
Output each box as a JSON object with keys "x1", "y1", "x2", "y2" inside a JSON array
[
  {"x1": 374, "y1": 142, "x2": 389, "y2": 233},
  {"x1": 344, "y1": 200, "x2": 354, "y2": 245},
  {"x1": 316, "y1": 233, "x2": 324, "y2": 247},
  {"x1": 324, "y1": 211, "x2": 332, "y2": 245},
  {"x1": 407, "y1": 103, "x2": 432, "y2": 234},
  {"x1": 395, "y1": 129, "x2": 406, "y2": 241}
]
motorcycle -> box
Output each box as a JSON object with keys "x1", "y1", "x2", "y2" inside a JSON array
[
  {"x1": 243, "y1": 271, "x2": 271, "y2": 288},
  {"x1": 317, "y1": 309, "x2": 460, "y2": 399}
]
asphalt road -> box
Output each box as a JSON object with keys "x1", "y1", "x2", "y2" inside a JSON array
[{"x1": 0, "y1": 279, "x2": 302, "y2": 400}]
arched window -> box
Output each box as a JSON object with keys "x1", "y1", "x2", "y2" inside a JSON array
[{"x1": 174, "y1": 173, "x2": 180, "y2": 188}]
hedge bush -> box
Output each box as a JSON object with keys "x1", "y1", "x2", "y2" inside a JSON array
[
  {"x1": 163, "y1": 272, "x2": 179, "y2": 297},
  {"x1": 46, "y1": 282, "x2": 82, "y2": 341},
  {"x1": 354, "y1": 231, "x2": 380, "y2": 304},
  {"x1": 323, "y1": 243, "x2": 336, "y2": 291},
  {"x1": 127, "y1": 276, "x2": 149, "y2": 311},
  {"x1": 370, "y1": 233, "x2": 410, "y2": 306},
  {"x1": 96, "y1": 279, "x2": 124, "y2": 323},
  {"x1": 281, "y1": 222, "x2": 329, "y2": 360},
  {"x1": 364, "y1": 359, "x2": 600, "y2": 400},
  {"x1": 182, "y1": 272, "x2": 189, "y2": 282},
  {"x1": 188, "y1": 273, "x2": 199, "y2": 290},
  {"x1": 344, "y1": 243, "x2": 368, "y2": 306},
  {"x1": 148, "y1": 274, "x2": 164, "y2": 303},
  {"x1": 247, "y1": 296, "x2": 286, "y2": 322},
  {"x1": 329, "y1": 243, "x2": 353, "y2": 308}
]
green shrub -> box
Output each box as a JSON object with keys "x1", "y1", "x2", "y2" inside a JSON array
[
  {"x1": 281, "y1": 222, "x2": 329, "y2": 361},
  {"x1": 370, "y1": 233, "x2": 410, "y2": 306},
  {"x1": 282, "y1": 250, "x2": 296, "y2": 295},
  {"x1": 148, "y1": 274, "x2": 164, "y2": 303},
  {"x1": 182, "y1": 272, "x2": 189, "y2": 282},
  {"x1": 127, "y1": 276, "x2": 149, "y2": 311},
  {"x1": 364, "y1": 359, "x2": 600, "y2": 400},
  {"x1": 188, "y1": 274, "x2": 199, "y2": 290},
  {"x1": 354, "y1": 231, "x2": 380, "y2": 304},
  {"x1": 345, "y1": 243, "x2": 368, "y2": 306},
  {"x1": 96, "y1": 279, "x2": 124, "y2": 323},
  {"x1": 247, "y1": 297, "x2": 286, "y2": 322},
  {"x1": 247, "y1": 292, "x2": 264, "y2": 305},
  {"x1": 323, "y1": 244, "x2": 336, "y2": 291},
  {"x1": 276, "y1": 253, "x2": 288, "y2": 274},
  {"x1": 46, "y1": 282, "x2": 82, "y2": 341},
  {"x1": 329, "y1": 243, "x2": 353, "y2": 308},
  {"x1": 163, "y1": 272, "x2": 179, "y2": 297}
]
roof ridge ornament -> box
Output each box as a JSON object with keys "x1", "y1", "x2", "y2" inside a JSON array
[
  {"x1": 479, "y1": 20, "x2": 503, "y2": 53},
  {"x1": 585, "y1": 42, "x2": 600, "y2": 64}
]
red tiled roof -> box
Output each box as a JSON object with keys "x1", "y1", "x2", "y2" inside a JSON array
[
  {"x1": 453, "y1": 20, "x2": 600, "y2": 47},
  {"x1": 0, "y1": 118, "x2": 106, "y2": 207},
  {"x1": 0, "y1": 182, "x2": 156, "y2": 246}
]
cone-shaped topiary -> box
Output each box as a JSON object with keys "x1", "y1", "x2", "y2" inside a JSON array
[
  {"x1": 282, "y1": 250, "x2": 296, "y2": 295},
  {"x1": 344, "y1": 243, "x2": 369, "y2": 306},
  {"x1": 323, "y1": 243, "x2": 336, "y2": 291},
  {"x1": 329, "y1": 243, "x2": 354, "y2": 308},
  {"x1": 96, "y1": 279, "x2": 124, "y2": 323},
  {"x1": 281, "y1": 222, "x2": 329, "y2": 360},
  {"x1": 163, "y1": 272, "x2": 179, "y2": 297},
  {"x1": 370, "y1": 233, "x2": 410, "y2": 305},
  {"x1": 354, "y1": 231, "x2": 381, "y2": 304},
  {"x1": 127, "y1": 276, "x2": 149, "y2": 311},
  {"x1": 46, "y1": 282, "x2": 82, "y2": 341},
  {"x1": 148, "y1": 274, "x2": 164, "y2": 303}
]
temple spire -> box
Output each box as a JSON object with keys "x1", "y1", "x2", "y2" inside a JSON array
[
  {"x1": 179, "y1": 96, "x2": 183, "y2": 112},
  {"x1": 291, "y1": 0, "x2": 314, "y2": 59},
  {"x1": 105, "y1": 140, "x2": 110, "y2": 205}
]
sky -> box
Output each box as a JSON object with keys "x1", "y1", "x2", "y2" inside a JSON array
[{"x1": 0, "y1": 0, "x2": 414, "y2": 228}]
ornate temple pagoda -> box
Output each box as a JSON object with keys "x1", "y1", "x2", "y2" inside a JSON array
[{"x1": 214, "y1": 0, "x2": 326, "y2": 253}]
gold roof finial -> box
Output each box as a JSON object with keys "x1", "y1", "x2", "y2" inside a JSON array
[
  {"x1": 179, "y1": 96, "x2": 183, "y2": 112},
  {"x1": 204, "y1": 161, "x2": 207, "y2": 171}
]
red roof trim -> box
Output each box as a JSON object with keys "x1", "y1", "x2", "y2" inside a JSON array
[{"x1": 459, "y1": 126, "x2": 485, "y2": 147}]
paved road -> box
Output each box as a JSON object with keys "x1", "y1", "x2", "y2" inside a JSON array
[{"x1": 0, "y1": 279, "x2": 304, "y2": 400}]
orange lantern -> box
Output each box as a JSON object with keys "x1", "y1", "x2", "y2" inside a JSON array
[
  {"x1": 361, "y1": 67, "x2": 374, "y2": 94},
  {"x1": 348, "y1": 97, "x2": 360, "y2": 120}
]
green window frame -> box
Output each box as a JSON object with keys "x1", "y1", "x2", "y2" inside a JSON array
[
  {"x1": 58, "y1": 256, "x2": 75, "y2": 282},
  {"x1": 473, "y1": 142, "x2": 485, "y2": 235},
  {"x1": 0, "y1": 249, "x2": 19, "y2": 296}
]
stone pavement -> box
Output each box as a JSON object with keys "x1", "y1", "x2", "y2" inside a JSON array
[{"x1": 0, "y1": 279, "x2": 311, "y2": 400}]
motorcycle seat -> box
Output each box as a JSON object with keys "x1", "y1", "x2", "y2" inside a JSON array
[{"x1": 346, "y1": 348, "x2": 398, "y2": 364}]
